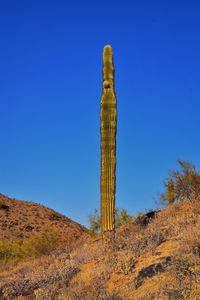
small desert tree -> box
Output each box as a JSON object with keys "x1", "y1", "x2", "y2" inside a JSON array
[
  {"x1": 88, "y1": 209, "x2": 101, "y2": 234},
  {"x1": 161, "y1": 160, "x2": 200, "y2": 205},
  {"x1": 115, "y1": 208, "x2": 133, "y2": 227}
]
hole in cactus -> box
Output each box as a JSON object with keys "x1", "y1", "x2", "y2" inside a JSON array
[{"x1": 103, "y1": 81, "x2": 110, "y2": 89}]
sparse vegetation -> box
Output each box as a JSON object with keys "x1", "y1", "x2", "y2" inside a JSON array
[
  {"x1": 0, "y1": 228, "x2": 61, "y2": 262},
  {"x1": 0, "y1": 197, "x2": 199, "y2": 299},
  {"x1": 88, "y1": 208, "x2": 133, "y2": 233},
  {"x1": 0, "y1": 194, "x2": 88, "y2": 243}
]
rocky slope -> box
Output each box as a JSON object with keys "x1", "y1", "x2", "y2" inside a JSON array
[
  {"x1": 0, "y1": 195, "x2": 200, "y2": 299},
  {"x1": 0, "y1": 193, "x2": 88, "y2": 243}
]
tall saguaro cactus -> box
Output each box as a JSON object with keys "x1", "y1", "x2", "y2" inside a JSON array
[{"x1": 100, "y1": 45, "x2": 117, "y2": 235}]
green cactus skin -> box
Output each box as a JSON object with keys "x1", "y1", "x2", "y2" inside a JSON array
[{"x1": 100, "y1": 45, "x2": 117, "y2": 235}]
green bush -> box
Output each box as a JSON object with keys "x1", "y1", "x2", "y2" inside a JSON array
[
  {"x1": 0, "y1": 228, "x2": 61, "y2": 262},
  {"x1": 161, "y1": 160, "x2": 200, "y2": 205},
  {"x1": 0, "y1": 240, "x2": 22, "y2": 261},
  {"x1": 88, "y1": 209, "x2": 101, "y2": 234},
  {"x1": 22, "y1": 228, "x2": 60, "y2": 256}
]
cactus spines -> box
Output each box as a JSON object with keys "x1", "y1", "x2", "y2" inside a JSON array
[{"x1": 100, "y1": 45, "x2": 117, "y2": 235}]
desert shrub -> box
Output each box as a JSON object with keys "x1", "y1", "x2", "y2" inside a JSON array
[
  {"x1": 0, "y1": 240, "x2": 22, "y2": 261},
  {"x1": 115, "y1": 208, "x2": 133, "y2": 228},
  {"x1": 138, "y1": 206, "x2": 200, "y2": 300},
  {"x1": 61, "y1": 277, "x2": 122, "y2": 300},
  {"x1": 0, "y1": 227, "x2": 61, "y2": 262},
  {"x1": 22, "y1": 228, "x2": 60, "y2": 257},
  {"x1": 157, "y1": 251, "x2": 200, "y2": 300},
  {"x1": 116, "y1": 199, "x2": 199, "y2": 258},
  {"x1": 115, "y1": 221, "x2": 165, "y2": 258},
  {"x1": 88, "y1": 209, "x2": 101, "y2": 233},
  {"x1": 71, "y1": 239, "x2": 104, "y2": 265},
  {"x1": 1, "y1": 256, "x2": 80, "y2": 299},
  {"x1": 115, "y1": 251, "x2": 136, "y2": 275},
  {"x1": 161, "y1": 160, "x2": 200, "y2": 205}
]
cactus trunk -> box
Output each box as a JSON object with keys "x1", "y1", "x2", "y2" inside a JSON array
[{"x1": 100, "y1": 45, "x2": 117, "y2": 235}]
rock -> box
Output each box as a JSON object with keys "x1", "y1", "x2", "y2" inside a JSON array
[
  {"x1": 0, "y1": 204, "x2": 10, "y2": 211},
  {"x1": 25, "y1": 225, "x2": 34, "y2": 232},
  {"x1": 135, "y1": 210, "x2": 160, "y2": 227},
  {"x1": 135, "y1": 256, "x2": 172, "y2": 288}
]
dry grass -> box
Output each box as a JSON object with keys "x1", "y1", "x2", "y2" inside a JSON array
[{"x1": 0, "y1": 196, "x2": 199, "y2": 299}]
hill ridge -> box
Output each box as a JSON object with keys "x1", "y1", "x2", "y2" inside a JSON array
[{"x1": 0, "y1": 193, "x2": 88, "y2": 243}]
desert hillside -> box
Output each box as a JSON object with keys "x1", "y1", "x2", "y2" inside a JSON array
[
  {"x1": 0, "y1": 193, "x2": 88, "y2": 243},
  {"x1": 0, "y1": 196, "x2": 199, "y2": 299}
]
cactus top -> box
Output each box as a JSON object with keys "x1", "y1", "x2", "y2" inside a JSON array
[
  {"x1": 103, "y1": 45, "x2": 113, "y2": 54},
  {"x1": 102, "y1": 45, "x2": 114, "y2": 87}
]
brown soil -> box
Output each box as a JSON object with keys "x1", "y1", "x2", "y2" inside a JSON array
[
  {"x1": 0, "y1": 195, "x2": 200, "y2": 300},
  {"x1": 0, "y1": 193, "x2": 88, "y2": 243}
]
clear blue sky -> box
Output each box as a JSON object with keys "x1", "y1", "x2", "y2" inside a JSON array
[{"x1": 1, "y1": 1, "x2": 200, "y2": 226}]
